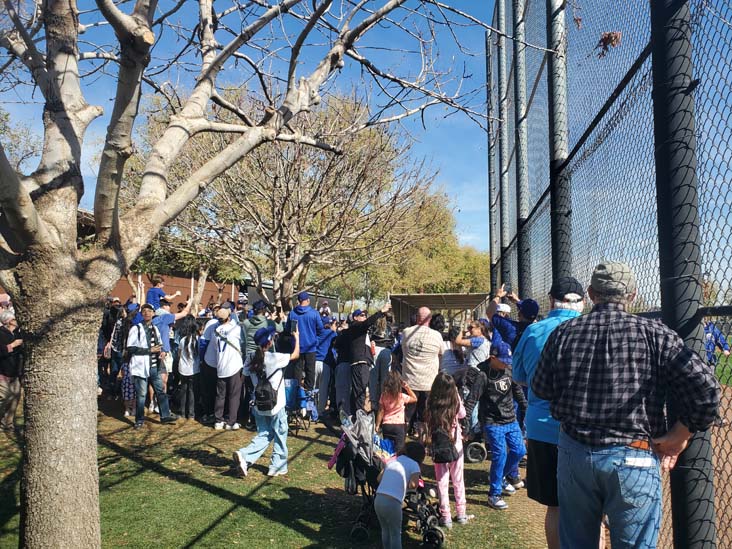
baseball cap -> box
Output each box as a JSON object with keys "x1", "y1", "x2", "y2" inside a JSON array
[
  {"x1": 297, "y1": 291, "x2": 310, "y2": 302},
  {"x1": 253, "y1": 300, "x2": 267, "y2": 312},
  {"x1": 490, "y1": 341, "x2": 512, "y2": 363},
  {"x1": 517, "y1": 299, "x2": 540, "y2": 320},
  {"x1": 254, "y1": 326, "x2": 277, "y2": 347},
  {"x1": 160, "y1": 297, "x2": 172, "y2": 306},
  {"x1": 141, "y1": 303, "x2": 155, "y2": 312},
  {"x1": 216, "y1": 308, "x2": 231, "y2": 320},
  {"x1": 352, "y1": 309, "x2": 365, "y2": 318},
  {"x1": 496, "y1": 303, "x2": 511, "y2": 314},
  {"x1": 126, "y1": 303, "x2": 139, "y2": 312},
  {"x1": 549, "y1": 276, "x2": 585, "y2": 300},
  {"x1": 590, "y1": 262, "x2": 637, "y2": 296}
]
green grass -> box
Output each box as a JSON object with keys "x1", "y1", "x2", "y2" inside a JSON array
[
  {"x1": 714, "y1": 353, "x2": 732, "y2": 386},
  {"x1": 0, "y1": 404, "x2": 545, "y2": 548}
]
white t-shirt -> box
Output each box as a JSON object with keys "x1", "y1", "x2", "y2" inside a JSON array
[
  {"x1": 178, "y1": 335, "x2": 200, "y2": 376},
  {"x1": 376, "y1": 455, "x2": 421, "y2": 502},
  {"x1": 202, "y1": 318, "x2": 219, "y2": 366},
  {"x1": 244, "y1": 351, "x2": 290, "y2": 416},
  {"x1": 401, "y1": 325, "x2": 444, "y2": 391},
  {"x1": 214, "y1": 322, "x2": 244, "y2": 378},
  {"x1": 439, "y1": 341, "x2": 465, "y2": 377}
]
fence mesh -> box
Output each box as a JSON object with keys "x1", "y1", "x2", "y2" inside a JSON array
[{"x1": 489, "y1": 0, "x2": 732, "y2": 545}]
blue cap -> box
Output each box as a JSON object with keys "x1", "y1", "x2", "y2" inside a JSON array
[
  {"x1": 491, "y1": 341, "x2": 512, "y2": 362},
  {"x1": 352, "y1": 309, "x2": 365, "y2": 318},
  {"x1": 254, "y1": 326, "x2": 277, "y2": 347},
  {"x1": 253, "y1": 300, "x2": 267, "y2": 312},
  {"x1": 297, "y1": 291, "x2": 309, "y2": 302},
  {"x1": 126, "y1": 303, "x2": 139, "y2": 312},
  {"x1": 517, "y1": 299, "x2": 540, "y2": 320}
]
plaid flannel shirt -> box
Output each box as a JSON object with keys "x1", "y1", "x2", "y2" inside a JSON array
[{"x1": 532, "y1": 302, "x2": 720, "y2": 446}]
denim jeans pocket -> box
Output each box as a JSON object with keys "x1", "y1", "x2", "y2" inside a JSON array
[{"x1": 613, "y1": 455, "x2": 660, "y2": 509}]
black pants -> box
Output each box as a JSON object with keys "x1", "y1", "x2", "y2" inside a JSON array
[
  {"x1": 201, "y1": 363, "x2": 218, "y2": 417},
  {"x1": 179, "y1": 373, "x2": 200, "y2": 419},
  {"x1": 405, "y1": 390, "x2": 430, "y2": 433},
  {"x1": 350, "y1": 361, "x2": 370, "y2": 413},
  {"x1": 381, "y1": 423, "x2": 406, "y2": 453},
  {"x1": 293, "y1": 352, "x2": 317, "y2": 390},
  {"x1": 215, "y1": 371, "x2": 243, "y2": 426}
]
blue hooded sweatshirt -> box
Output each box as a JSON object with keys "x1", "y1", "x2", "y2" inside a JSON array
[
  {"x1": 287, "y1": 305, "x2": 324, "y2": 353},
  {"x1": 316, "y1": 329, "x2": 337, "y2": 362}
]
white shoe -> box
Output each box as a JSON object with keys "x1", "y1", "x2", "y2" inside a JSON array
[
  {"x1": 225, "y1": 423, "x2": 241, "y2": 431},
  {"x1": 214, "y1": 422, "x2": 225, "y2": 430},
  {"x1": 233, "y1": 451, "x2": 247, "y2": 477},
  {"x1": 502, "y1": 481, "x2": 516, "y2": 496},
  {"x1": 488, "y1": 496, "x2": 508, "y2": 510},
  {"x1": 123, "y1": 410, "x2": 130, "y2": 417},
  {"x1": 267, "y1": 469, "x2": 288, "y2": 477}
]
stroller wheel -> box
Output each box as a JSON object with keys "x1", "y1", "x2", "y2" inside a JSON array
[
  {"x1": 426, "y1": 515, "x2": 439, "y2": 528},
  {"x1": 465, "y1": 441, "x2": 488, "y2": 463},
  {"x1": 350, "y1": 524, "x2": 369, "y2": 542},
  {"x1": 423, "y1": 527, "x2": 445, "y2": 548}
]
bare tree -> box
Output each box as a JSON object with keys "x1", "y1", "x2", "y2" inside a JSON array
[
  {"x1": 156, "y1": 96, "x2": 443, "y2": 308},
  {"x1": 0, "y1": 0, "x2": 490, "y2": 546}
]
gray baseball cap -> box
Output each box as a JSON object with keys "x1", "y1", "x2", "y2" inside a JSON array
[{"x1": 590, "y1": 261, "x2": 637, "y2": 296}]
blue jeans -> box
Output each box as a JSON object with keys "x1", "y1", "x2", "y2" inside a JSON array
[
  {"x1": 484, "y1": 422, "x2": 526, "y2": 496},
  {"x1": 238, "y1": 407, "x2": 288, "y2": 475},
  {"x1": 558, "y1": 431, "x2": 661, "y2": 549},
  {"x1": 133, "y1": 366, "x2": 171, "y2": 422}
]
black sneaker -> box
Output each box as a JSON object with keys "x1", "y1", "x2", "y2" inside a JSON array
[
  {"x1": 161, "y1": 413, "x2": 179, "y2": 424},
  {"x1": 133, "y1": 421, "x2": 144, "y2": 429}
]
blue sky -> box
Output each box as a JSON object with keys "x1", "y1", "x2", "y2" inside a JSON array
[{"x1": 2, "y1": 1, "x2": 495, "y2": 252}]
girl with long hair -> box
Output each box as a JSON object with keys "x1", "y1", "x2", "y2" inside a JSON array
[
  {"x1": 425, "y1": 373, "x2": 472, "y2": 529},
  {"x1": 375, "y1": 370, "x2": 417, "y2": 453},
  {"x1": 234, "y1": 326, "x2": 300, "y2": 477},
  {"x1": 177, "y1": 315, "x2": 202, "y2": 420}
]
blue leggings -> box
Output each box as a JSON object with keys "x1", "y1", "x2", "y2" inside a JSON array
[{"x1": 484, "y1": 421, "x2": 526, "y2": 496}]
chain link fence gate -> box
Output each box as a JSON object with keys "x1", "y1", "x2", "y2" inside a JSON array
[{"x1": 487, "y1": 0, "x2": 732, "y2": 546}]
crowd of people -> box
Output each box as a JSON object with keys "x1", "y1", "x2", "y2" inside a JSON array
[{"x1": 88, "y1": 263, "x2": 724, "y2": 549}]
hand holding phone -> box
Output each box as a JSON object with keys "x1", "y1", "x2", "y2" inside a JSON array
[{"x1": 291, "y1": 318, "x2": 299, "y2": 333}]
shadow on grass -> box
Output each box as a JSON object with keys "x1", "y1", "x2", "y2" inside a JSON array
[
  {"x1": 0, "y1": 452, "x2": 21, "y2": 533},
  {"x1": 174, "y1": 447, "x2": 233, "y2": 468},
  {"x1": 97, "y1": 429, "x2": 342, "y2": 547}
]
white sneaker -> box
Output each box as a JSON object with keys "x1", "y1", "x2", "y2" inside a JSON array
[
  {"x1": 233, "y1": 451, "x2": 247, "y2": 477},
  {"x1": 225, "y1": 423, "x2": 241, "y2": 431},
  {"x1": 488, "y1": 496, "x2": 508, "y2": 510},
  {"x1": 123, "y1": 410, "x2": 130, "y2": 417},
  {"x1": 502, "y1": 481, "x2": 516, "y2": 496},
  {"x1": 267, "y1": 469, "x2": 288, "y2": 477},
  {"x1": 214, "y1": 422, "x2": 225, "y2": 430}
]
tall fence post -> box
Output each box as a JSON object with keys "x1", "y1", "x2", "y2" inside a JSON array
[
  {"x1": 486, "y1": 30, "x2": 499, "y2": 295},
  {"x1": 546, "y1": 0, "x2": 571, "y2": 280},
  {"x1": 497, "y1": 0, "x2": 511, "y2": 286},
  {"x1": 650, "y1": 1, "x2": 716, "y2": 546},
  {"x1": 513, "y1": 0, "x2": 530, "y2": 296}
]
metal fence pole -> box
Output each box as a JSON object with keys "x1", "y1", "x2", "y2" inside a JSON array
[
  {"x1": 546, "y1": 0, "x2": 571, "y2": 280},
  {"x1": 513, "y1": 0, "x2": 530, "y2": 296},
  {"x1": 497, "y1": 0, "x2": 511, "y2": 286},
  {"x1": 650, "y1": 1, "x2": 716, "y2": 546},
  {"x1": 486, "y1": 30, "x2": 499, "y2": 295}
]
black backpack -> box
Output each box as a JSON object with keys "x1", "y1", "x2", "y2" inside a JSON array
[{"x1": 254, "y1": 369, "x2": 280, "y2": 412}]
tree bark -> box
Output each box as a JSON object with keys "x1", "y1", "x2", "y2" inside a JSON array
[{"x1": 20, "y1": 306, "x2": 102, "y2": 548}]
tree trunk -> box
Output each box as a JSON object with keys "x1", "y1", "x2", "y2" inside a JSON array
[{"x1": 20, "y1": 306, "x2": 101, "y2": 548}]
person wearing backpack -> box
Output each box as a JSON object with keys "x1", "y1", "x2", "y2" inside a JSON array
[
  {"x1": 425, "y1": 372, "x2": 473, "y2": 529},
  {"x1": 234, "y1": 325, "x2": 300, "y2": 477}
]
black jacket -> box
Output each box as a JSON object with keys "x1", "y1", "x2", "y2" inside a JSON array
[
  {"x1": 0, "y1": 327, "x2": 23, "y2": 378},
  {"x1": 477, "y1": 362, "x2": 524, "y2": 425},
  {"x1": 346, "y1": 311, "x2": 384, "y2": 364}
]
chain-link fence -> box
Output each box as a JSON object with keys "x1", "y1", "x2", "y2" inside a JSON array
[{"x1": 488, "y1": 0, "x2": 732, "y2": 546}]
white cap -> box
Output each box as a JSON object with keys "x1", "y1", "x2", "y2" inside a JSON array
[{"x1": 496, "y1": 303, "x2": 511, "y2": 314}]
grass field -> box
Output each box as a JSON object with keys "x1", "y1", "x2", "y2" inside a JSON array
[{"x1": 0, "y1": 401, "x2": 547, "y2": 549}]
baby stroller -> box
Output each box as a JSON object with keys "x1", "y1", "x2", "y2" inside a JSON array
[{"x1": 331, "y1": 411, "x2": 444, "y2": 547}]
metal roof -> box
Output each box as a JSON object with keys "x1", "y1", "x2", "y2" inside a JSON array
[{"x1": 390, "y1": 293, "x2": 491, "y2": 323}]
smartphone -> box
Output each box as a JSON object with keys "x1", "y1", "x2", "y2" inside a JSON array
[
  {"x1": 504, "y1": 282, "x2": 512, "y2": 294},
  {"x1": 291, "y1": 318, "x2": 299, "y2": 333}
]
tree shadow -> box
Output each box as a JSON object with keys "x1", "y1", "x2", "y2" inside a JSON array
[
  {"x1": 0, "y1": 452, "x2": 21, "y2": 533},
  {"x1": 174, "y1": 447, "x2": 233, "y2": 469}
]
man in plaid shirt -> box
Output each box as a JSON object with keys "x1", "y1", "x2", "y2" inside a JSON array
[{"x1": 532, "y1": 261, "x2": 720, "y2": 549}]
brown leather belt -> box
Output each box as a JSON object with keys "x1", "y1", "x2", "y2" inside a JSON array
[{"x1": 627, "y1": 439, "x2": 651, "y2": 452}]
